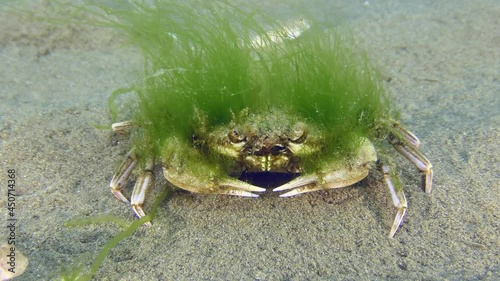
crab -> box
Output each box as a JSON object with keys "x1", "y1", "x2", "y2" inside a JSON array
[
  {"x1": 95, "y1": 0, "x2": 434, "y2": 237},
  {"x1": 110, "y1": 108, "x2": 432, "y2": 237}
]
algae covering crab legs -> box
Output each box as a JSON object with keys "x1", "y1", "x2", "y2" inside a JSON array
[{"x1": 95, "y1": 0, "x2": 433, "y2": 237}]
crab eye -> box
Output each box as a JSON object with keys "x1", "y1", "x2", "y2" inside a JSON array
[
  {"x1": 228, "y1": 129, "x2": 245, "y2": 143},
  {"x1": 289, "y1": 122, "x2": 307, "y2": 143},
  {"x1": 270, "y1": 144, "x2": 286, "y2": 155}
]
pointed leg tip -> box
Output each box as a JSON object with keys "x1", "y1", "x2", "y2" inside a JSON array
[
  {"x1": 389, "y1": 208, "x2": 407, "y2": 238},
  {"x1": 133, "y1": 205, "x2": 147, "y2": 219},
  {"x1": 112, "y1": 190, "x2": 129, "y2": 203},
  {"x1": 424, "y1": 171, "x2": 433, "y2": 193},
  {"x1": 388, "y1": 225, "x2": 399, "y2": 238}
]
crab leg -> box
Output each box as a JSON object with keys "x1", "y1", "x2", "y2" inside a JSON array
[
  {"x1": 389, "y1": 136, "x2": 433, "y2": 193},
  {"x1": 381, "y1": 165, "x2": 408, "y2": 238},
  {"x1": 110, "y1": 150, "x2": 137, "y2": 203},
  {"x1": 111, "y1": 120, "x2": 137, "y2": 133},
  {"x1": 130, "y1": 159, "x2": 154, "y2": 226},
  {"x1": 388, "y1": 123, "x2": 433, "y2": 193},
  {"x1": 391, "y1": 122, "x2": 421, "y2": 147},
  {"x1": 394, "y1": 144, "x2": 433, "y2": 193}
]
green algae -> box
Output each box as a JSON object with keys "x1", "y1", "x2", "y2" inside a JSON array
[
  {"x1": 61, "y1": 182, "x2": 171, "y2": 280},
  {"x1": 69, "y1": 0, "x2": 395, "y2": 168}
]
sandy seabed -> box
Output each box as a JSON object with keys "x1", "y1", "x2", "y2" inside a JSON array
[{"x1": 0, "y1": 0, "x2": 498, "y2": 280}]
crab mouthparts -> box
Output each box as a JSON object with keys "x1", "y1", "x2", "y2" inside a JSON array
[{"x1": 253, "y1": 144, "x2": 287, "y2": 156}]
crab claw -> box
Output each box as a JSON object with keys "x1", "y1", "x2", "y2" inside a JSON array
[
  {"x1": 163, "y1": 167, "x2": 265, "y2": 197},
  {"x1": 273, "y1": 175, "x2": 320, "y2": 197},
  {"x1": 273, "y1": 165, "x2": 370, "y2": 197},
  {"x1": 217, "y1": 178, "x2": 266, "y2": 197},
  {"x1": 274, "y1": 138, "x2": 376, "y2": 197}
]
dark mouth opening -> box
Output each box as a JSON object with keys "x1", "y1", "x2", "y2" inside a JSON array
[{"x1": 239, "y1": 172, "x2": 300, "y2": 188}]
